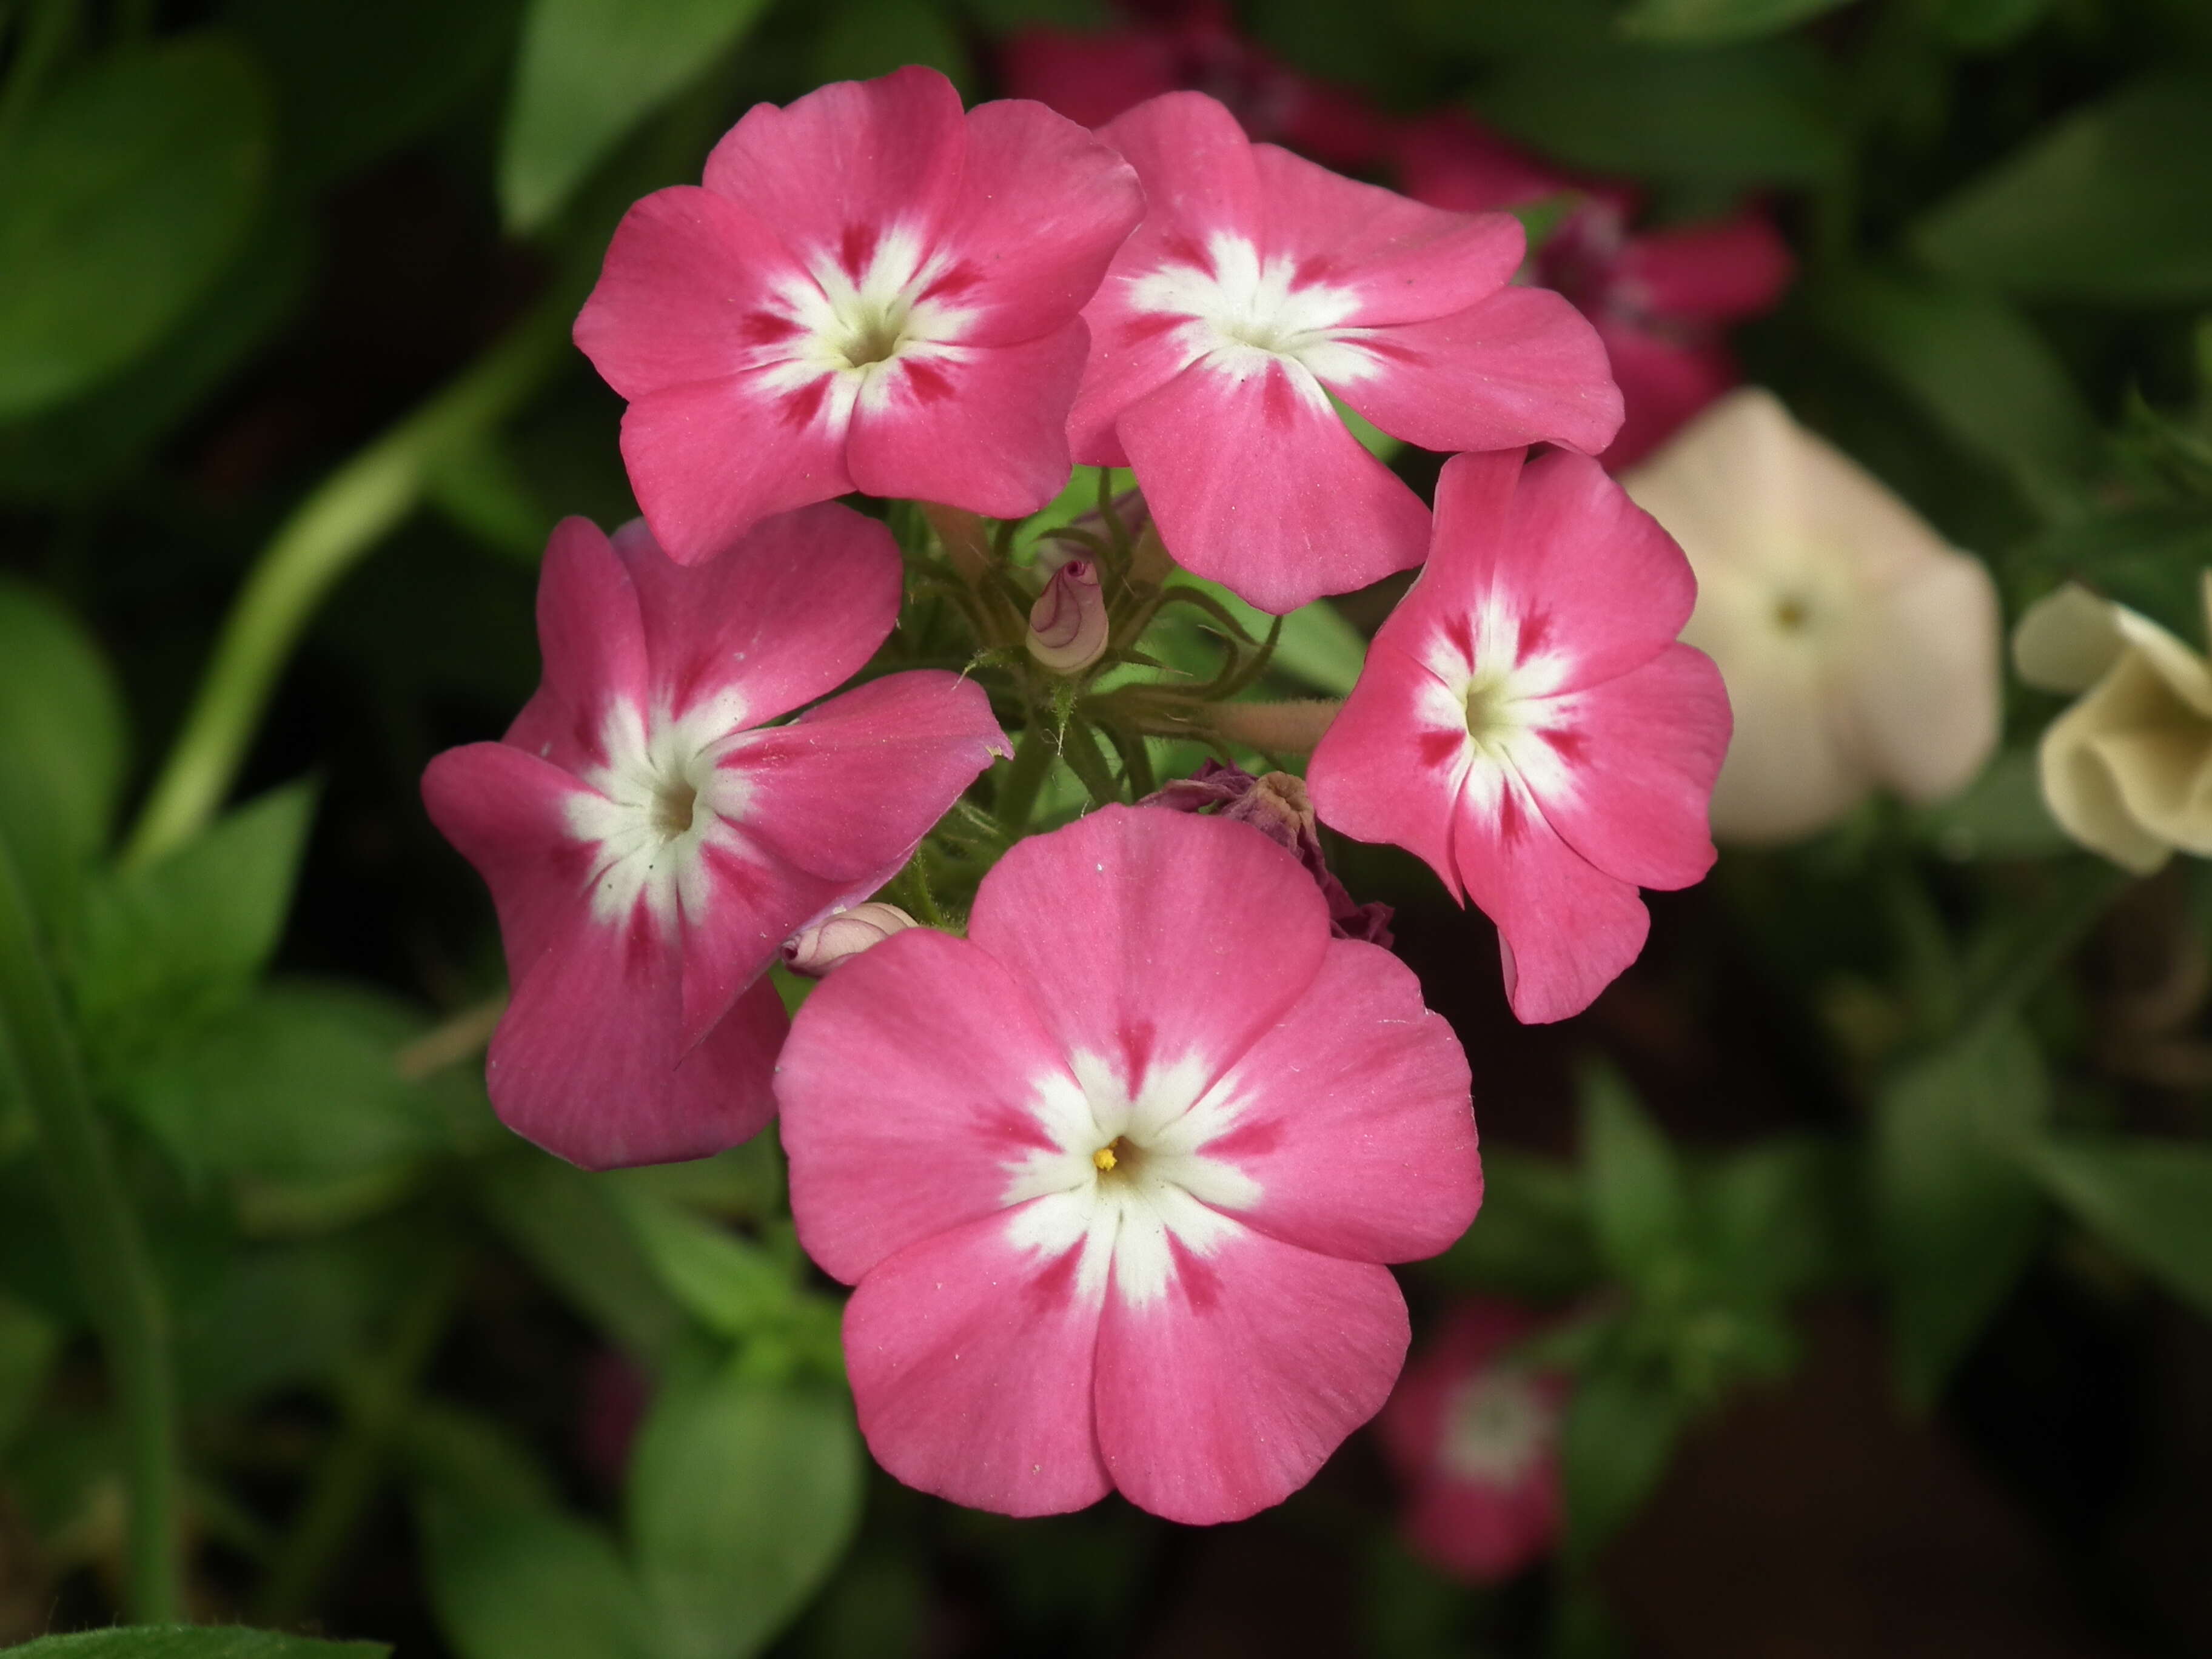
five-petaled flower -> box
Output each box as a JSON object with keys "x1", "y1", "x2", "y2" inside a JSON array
[
  {"x1": 1376, "y1": 1299, "x2": 1568, "y2": 1582},
  {"x1": 422, "y1": 509, "x2": 1008, "y2": 1170},
  {"x1": 776, "y1": 805, "x2": 1482, "y2": 1523},
  {"x1": 1307, "y1": 449, "x2": 1730, "y2": 1024},
  {"x1": 1069, "y1": 92, "x2": 1622, "y2": 615},
  {"x1": 575, "y1": 66, "x2": 1143, "y2": 565}
]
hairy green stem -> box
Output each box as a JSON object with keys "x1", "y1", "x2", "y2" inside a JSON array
[
  {"x1": 994, "y1": 722, "x2": 1056, "y2": 833},
  {"x1": 0, "y1": 839, "x2": 180, "y2": 1620},
  {"x1": 121, "y1": 294, "x2": 575, "y2": 871}
]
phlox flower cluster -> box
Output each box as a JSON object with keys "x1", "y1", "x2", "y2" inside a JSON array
[{"x1": 425, "y1": 65, "x2": 1735, "y2": 1524}]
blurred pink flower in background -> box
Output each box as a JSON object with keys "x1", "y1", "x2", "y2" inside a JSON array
[
  {"x1": 1309, "y1": 449, "x2": 1729, "y2": 1024},
  {"x1": 777, "y1": 806, "x2": 1481, "y2": 1523},
  {"x1": 1394, "y1": 113, "x2": 1795, "y2": 469},
  {"x1": 421, "y1": 509, "x2": 1007, "y2": 1169},
  {"x1": 1378, "y1": 1299, "x2": 1568, "y2": 1581},
  {"x1": 575, "y1": 66, "x2": 1142, "y2": 563}
]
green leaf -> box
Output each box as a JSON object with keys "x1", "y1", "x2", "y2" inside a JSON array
[
  {"x1": 501, "y1": 0, "x2": 772, "y2": 232},
  {"x1": 1560, "y1": 1363, "x2": 1686, "y2": 1566},
  {"x1": 1471, "y1": 41, "x2": 1845, "y2": 187},
  {"x1": 173, "y1": 1235, "x2": 413, "y2": 1406},
  {"x1": 814, "y1": 0, "x2": 973, "y2": 91},
  {"x1": 1164, "y1": 575, "x2": 1369, "y2": 695},
  {"x1": 1909, "y1": 73, "x2": 2212, "y2": 304},
  {"x1": 0, "y1": 579, "x2": 129, "y2": 928},
  {"x1": 1695, "y1": 1136, "x2": 1859, "y2": 1300},
  {"x1": 1805, "y1": 269, "x2": 2096, "y2": 519},
  {"x1": 1874, "y1": 1014, "x2": 2049, "y2": 1409},
  {"x1": 1618, "y1": 0, "x2": 1857, "y2": 45},
  {"x1": 116, "y1": 983, "x2": 465, "y2": 1183},
  {"x1": 615, "y1": 1188, "x2": 799, "y2": 1339},
  {"x1": 421, "y1": 1495, "x2": 655, "y2": 1659},
  {"x1": 1423, "y1": 1149, "x2": 1601, "y2": 1299},
  {"x1": 2013, "y1": 504, "x2": 2212, "y2": 642},
  {"x1": 0, "y1": 1631, "x2": 387, "y2": 1658},
  {"x1": 402, "y1": 1402, "x2": 563, "y2": 1513},
  {"x1": 630, "y1": 1368, "x2": 864, "y2": 1659},
  {"x1": 0, "y1": 35, "x2": 272, "y2": 418},
  {"x1": 71, "y1": 782, "x2": 317, "y2": 1064},
  {"x1": 0, "y1": 1288, "x2": 58, "y2": 1454},
  {"x1": 2025, "y1": 1138, "x2": 2212, "y2": 1318},
  {"x1": 477, "y1": 1155, "x2": 686, "y2": 1365},
  {"x1": 1910, "y1": 747, "x2": 2072, "y2": 863},
  {"x1": 1580, "y1": 1064, "x2": 1690, "y2": 1282},
  {"x1": 1926, "y1": 0, "x2": 2054, "y2": 49}
]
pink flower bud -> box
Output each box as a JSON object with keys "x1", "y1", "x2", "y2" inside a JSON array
[
  {"x1": 1025, "y1": 558, "x2": 1110, "y2": 674},
  {"x1": 780, "y1": 903, "x2": 919, "y2": 977}
]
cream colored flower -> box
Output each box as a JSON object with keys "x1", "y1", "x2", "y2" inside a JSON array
[
  {"x1": 1622, "y1": 388, "x2": 2002, "y2": 843},
  {"x1": 2013, "y1": 574, "x2": 2212, "y2": 873}
]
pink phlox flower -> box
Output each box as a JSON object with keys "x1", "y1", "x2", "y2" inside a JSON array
[
  {"x1": 1307, "y1": 449, "x2": 1731, "y2": 1025},
  {"x1": 574, "y1": 66, "x2": 1144, "y2": 565},
  {"x1": 1378, "y1": 1298, "x2": 1569, "y2": 1582},
  {"x1": 1002, "y1": 0, "x2": 1390, "y2": 169},
  {"x1": 1142, "y1": 760, "x2": 1393, "y2": 945},
  {"x1": 776, "y1": 805, "x2": 1481, "y2": 1523},
  {"x1": 1393, "y1": 112, "x2": 1795, "y2": 470},
  {"x1": 1069, "y1": 92, "x2": 1622, "y2": 615},
  {"x1": 421, "y1": 508, "x2": 1010, "y2": 1170}
]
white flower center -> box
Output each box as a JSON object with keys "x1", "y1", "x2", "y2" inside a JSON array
[
  {"x1": 1127, "y1": 232, "x2": 1379, "y2": 389},
  {"x1": 1415, "y1": 600, "x2": 1584, "y2": 820},
  {"x1": 563, "y1": 691, "x2": 756, "y2": 930},
  {"x1": 1001, "y1": 1048, "x2": 1265, "y2": 1310},
  {"x1": 1440, "y1": 1368, "x2": 1555, "y2": 1486}
]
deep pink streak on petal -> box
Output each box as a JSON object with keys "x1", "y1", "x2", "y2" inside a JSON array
[
  {"x1": 701, "y1": 67, "x2": 969, "y2": 267},
  {"x1": 846, "y1": 324, "x2": 1090, "y2": 518},
  {"x1": 1452, "y1": 779, "x2": 1651, "y2": 1025},
  {"x1": 719, "y1": 670, "x2": 1008, "y2": 896},
  {"x1": 501, "y1": 519, "x2": 649, "y2": 775},
  {"x1": 1532, "y1": 643, "x2": 1728, "y2": 893},
  {"x1": 843, "y1": 1208, "x2": 1111, "y2": 1518},
  {"x1": 1118, "y1": 359, "x2": 1431, "y2": 614},
  {"x1": 932, "y1": 101, "x2": 1144, "y2": 347},
  {"x1": 420, "y1": 742, "x2": 600, "y2": 978},
  {"x1": 1615, "y1": 213, "x2": 1794, "y2": 323},
  {"x1": 968, "y1": 805, "x2": 1330, "y2": 1102},
  {"x1": 1094, "y1": 1223, "x2": 1408, "y2": 1524},
  {"x1": 572, "y1": 187, "x2": 808, "y2": 401},
  {"x1": 611, "y1": 504, "x2": 902, "y2": 728},
  {"x1": 1200, "y1": 940, "x2": 1480, "y2": 1264},
  {"x1": 618, "y1": 376, "x2": 853, "y2": 565},
  {"x1": 1306, "y1": 635, "x2": 1467, "y2": 903},
  {"x1": 1249, "y1": 144, "x2": 1522, "y2": 327},
  {"x1": 778, "y1": 928, "x2": 1083, "y2": 1285},
  {"x1": 1332, "y1": 284, "x2": 1624, "y2": 460}
]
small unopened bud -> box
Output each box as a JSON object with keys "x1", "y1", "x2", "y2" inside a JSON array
[
  {"x1": 1025, "y1": 558, "x2": 1110, "y2": 674},
  {"x1": 780, "y1": 902, "x2": 918, "y2": 977}
]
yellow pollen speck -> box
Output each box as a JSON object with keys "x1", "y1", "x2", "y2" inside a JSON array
[{"x1": 1092, "y1": 1144, "x2": 1118, "y2": 1172}]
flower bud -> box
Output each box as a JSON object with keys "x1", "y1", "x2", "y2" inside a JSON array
[
  {"x1": 1025, "y1": 558, "x2": 1110, "y2": 674},
  {"x1": 780, "y1": 902, "x2": 919, "y2": 977}
]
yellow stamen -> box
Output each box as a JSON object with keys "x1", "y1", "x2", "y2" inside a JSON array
[{"x1": 1092, "y1": 1144, "x2": 1118, "y2": 1172}]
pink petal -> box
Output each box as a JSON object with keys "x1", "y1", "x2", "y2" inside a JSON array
[
  {"x1": 845, "y1": 323, "x2": 1090, "y2": 518},
  {"x1": 1094, "y1": 1222, "x2": 1408, "y2": 1524},
  {"x1": 1305, "y1": 638, "x2": 1464, "y2": 899},
  {"x1": 501, "y1": 519, "x2": 650, "y2": 776},
  {"x1": 1094, "y1": 92, "x2": 1262, "y2": 253},
  {"x1": 843, "y1": 1208, "x2": 1111, "y2": 1518},
  {"x1": 701, "y1": 67, "x2": 968, "y2": 268},
  {"x1": 1000, "y1": 28, "x2": 1179, "y2": 129},
  {"x1": 1392, "y1": 113, "x2": 1567, "y2": 214},
  {"x1": 1527, "y1": 643, "x2": 1729, "y2": 893},
  {"x1": 1615, "y1": 213, "x2": 1794, "y2": 323},
  {"x1": 1196, "y1": 940, "x2": 1480, "y2": 1264},
  {"x1": 933, "y1": 101, "x2": 1144, "y2": 347},
  {"x1": 966, "y1": 805, "x2": 1331, "y2": 1097},
  {"x1": 1451, "y1": 781, "x2": 1651, "y2": 1026},
  {"x1": 1594, "y1": 321, "x2": 1737, "y2": 470},
  {"x1": 618, "y1": 377, "x2": 853, "y2": 566},
  {"x1": 609, "y1": 504, "x2": 902, "y2": 728},
  {"x1": 1334, "y1": 285, "x2": 1624, "y2": 459},
  {"x1": 1401, "y1": 1463, "x2": 1563, "y2": 1582},
  {"x1": 420, "y1": 741, "x2": 600, "y2": 977},
  {"x1": 720, "y1": 671, "x2": 1010, "y2": 894},
  {"x1": 1250, "y1": 144, "x2": 1523, "y2": 327},
  {"x1": 1117, "y1": 358, "x2": 1432, "y2": 613},
  {"x1": 778, "y1": 928, "x2": 1084, "y2": 1285},
  {"x1": 572, "y1": 186, "x2": 806, "y2": 401}
]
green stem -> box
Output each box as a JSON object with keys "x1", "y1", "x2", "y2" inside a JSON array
[
  {"x1": 120, "y1": 293, "x2": 576, "y2": 871},
  {"x1": 994, "y1": 722, "x2": 1056, "y2": 833},
  {"x1": 255, "y1": 1262, "x2": 456, "y2": 1626},
  {"x1": 1948, "y1": 858, "x2": 2133, "y2": 1053},
  {"x1": 0, "y1": 839, "x2": 180, "y2": 1621}
]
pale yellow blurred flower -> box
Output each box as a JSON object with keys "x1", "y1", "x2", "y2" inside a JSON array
[
  {"x1": 1623, "y1": 388, "x2": 2002, "y2": 843},
  {"x1": 2013, "y1": 574, "x2": 2212, "y2": 873}
]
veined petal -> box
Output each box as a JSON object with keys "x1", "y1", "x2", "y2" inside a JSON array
[
  {"x1": 1094, "y1": 92, "x2": 1262, "y2": 255},
  {"x1": 1306, "y1": 640, "x2": 1469, "y2": 901},
  {"x1": 843, "y1": 1208, "x2": 1112, "y2": 1518},
  {"x1": 421, "y1": 742, "x2": 603, "y2": 978},
  {"x1": 502, "y1": 519, "x2": 651, "y2": 776},
  {"x1": 618, "y1": 375, "x2": 854, "y2": 566},
  {"x1": 1094, "y1": 1222, "x2": 1407, "y2": 1524},
  {"x1": 1118, "y1": 357, "x2": 1431, "y2": 614}
]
